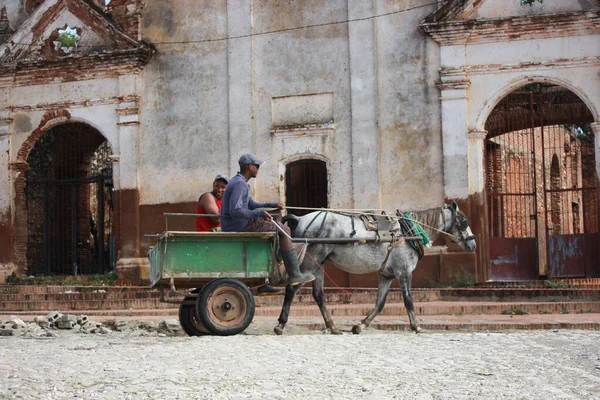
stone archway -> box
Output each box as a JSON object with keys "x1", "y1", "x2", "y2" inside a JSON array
[
  {"x1": 484, "y1": 83, "x2": 598, "y2": 280},
  {"x1": 13, "y1": 112, "x2": 115, "y2": 276}
]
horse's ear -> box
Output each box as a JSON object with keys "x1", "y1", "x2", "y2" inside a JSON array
[{"x1": 451, "y1": 200, "x2": 458, "y2": 210}]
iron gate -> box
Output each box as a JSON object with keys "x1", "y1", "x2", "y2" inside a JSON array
[
  {"x1": 485, "y1": 84, "x2": 598, "y2": 280},
  {"x1": 26, "y1": 174, "x2": 115, "y2": 276},
  {"x1": 25, "y1": 123, "x2": 115, "y2": 276}
]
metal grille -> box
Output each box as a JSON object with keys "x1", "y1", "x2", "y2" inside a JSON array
[
  {"x1": 485, "y1": 84, "x2": 598, "y2": 279},
  {"x1": 26, "y1": 123, "x2": 114, "y2": 276},
  {"x1": 285, "y1": 160, "x2": 328, "y2": 216}
]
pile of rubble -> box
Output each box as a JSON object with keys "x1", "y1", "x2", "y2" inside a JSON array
[{"x1": 0, "y1": 313, "x2": 183, "y2": 338}]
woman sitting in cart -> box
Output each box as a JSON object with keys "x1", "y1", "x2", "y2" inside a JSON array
[
  {"x1": 196, "y1": 174, "x2": 229, "y2": 232},
  {"x1": 221, "y1": 153, "x2": 315, "y2": 291}
]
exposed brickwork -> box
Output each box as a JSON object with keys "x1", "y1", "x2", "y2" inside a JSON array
[
  {"x1": 0, "y1": 206, "x2": 12, "y2": 266},
  {"x1": 12, "y1": 111, "x2": 72, "y2": 276},
  {"x1": 106, "y1": 0, "x2": 144, "y2": 40},
  {"x1": 16, "y1": 110, "x2": 72, "y2": 162},
  {"x1": 0, "y1": 0, "x2": 154, "y2": 87},
  {"x1": 4, "y1": 284, "x2": 600, "y2": 332}
]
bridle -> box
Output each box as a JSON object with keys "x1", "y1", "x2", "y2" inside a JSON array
[{"x1": 441, "y1": 205, "x2": 476, "y2": 243}]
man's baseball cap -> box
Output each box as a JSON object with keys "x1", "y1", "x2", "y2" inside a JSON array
[
  {"x1": 214, "y1": 174, "x2": 229, "y2": 183},
  {"x1": 238, "y1": 153, "x2": 265, "y2": 167}
]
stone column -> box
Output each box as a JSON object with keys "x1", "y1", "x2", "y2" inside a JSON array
[
  {"x1": 227, "y1": 0, "x2": 253, "y2": 176},
  {"x1": 348, "y1": 0, "x2": 379, "y2": 208},
  {"x1": 592, "y1": 122, "x2": 600, "y2": 185},
  {"x1": 589, "y1": 122, "x2": 600, "y2": 277},
  {"x1": 0, "y1": 111, "x2": 12, "y2": 281},
  {"x1": 114, "y1": 74, "x2": 147, "y2": 281},
  {"x1": 439, "y1": 79, "x2": 470, "y2": 199},
  {"x1": 467, "y1": 130, "x2": 487, "y2": 194}
]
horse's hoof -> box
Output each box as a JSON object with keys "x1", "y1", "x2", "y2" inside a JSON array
[
  {"x1": 331, "y1": 328, "x2": 343, "y2": 335},
  {"x1": 413, "y1": 326, "x2": 422, "y2": 334},
  {"x1": 274, "y1": 326, "x2": 284, "y2": 336},
  {"x1": 351, "y1": 325, "x2": 362, "y2": 335}
]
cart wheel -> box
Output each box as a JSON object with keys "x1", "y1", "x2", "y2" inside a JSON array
[
  {"x1": 196, "y1": 278, "x2": 255, "y2": 336},
  {"x1": 179, "y1": 289, "x2": 210, "y2": 336}
]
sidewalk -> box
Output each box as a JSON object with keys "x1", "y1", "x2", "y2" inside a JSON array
[{"x1": 4, "y1": 310, "x2": 600, "y2": 332}]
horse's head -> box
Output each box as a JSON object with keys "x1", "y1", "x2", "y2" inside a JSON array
[{"x1": 442, "y1": 201, "x2": 476, "y2": 252}]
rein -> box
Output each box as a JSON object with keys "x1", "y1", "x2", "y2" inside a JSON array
[{"x1": 286, "y1": 206, "x2": 460, "y2": 242}]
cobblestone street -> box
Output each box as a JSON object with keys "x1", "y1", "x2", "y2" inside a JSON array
[{"x1": 1, "y1": 325, "x2": 599, "y2": 399}]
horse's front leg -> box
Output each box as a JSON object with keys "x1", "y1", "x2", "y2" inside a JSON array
[
  {"x1": 399, "y1": 272, "x2": 421, "y2": 333},
  {"x1": 311, "y1": 269, "x2": 342, "y2": 334},
  {"x1": 274, "y1": 283, "x2": 302, "y2": 335},
  {"x1": 352, "y1": 274, "x2": 394, "y2": 334}
]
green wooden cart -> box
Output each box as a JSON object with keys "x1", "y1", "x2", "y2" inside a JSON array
[{"x1": 149, "y1": 230, "x2": 277, "y2": 336}]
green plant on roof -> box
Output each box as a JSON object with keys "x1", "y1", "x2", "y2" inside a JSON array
[
  {"x1": 57, "y1": 27, "x2": 80, "y2": 48},
  {"x1": 520, "y1": 0, "x2": 542, "y2": 5}
]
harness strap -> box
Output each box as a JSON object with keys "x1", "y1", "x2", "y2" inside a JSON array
[
  {"x1": 317, "y1": 212, "x2": 328, "y2": 237},
  {"x1": 377, "y1": 234, "x2": 405, "y2": 273},
  {"x1": 301, "y1": 211, "x2": 326, "y2": 238},
  {"x1": 442, "y1": 206, "x2": 461, "y2": 244}
]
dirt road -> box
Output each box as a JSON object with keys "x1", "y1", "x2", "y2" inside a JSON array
[{"x1": 1, "y1": 323, "x2": 599, "y2": 399}]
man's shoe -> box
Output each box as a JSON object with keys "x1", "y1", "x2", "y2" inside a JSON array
[
  {"x1": 257, "y1": 285, "x2": 284, "y2": 296},
  {"x1": 281, "y1": 250, "x2": 316, "y2": 286}
]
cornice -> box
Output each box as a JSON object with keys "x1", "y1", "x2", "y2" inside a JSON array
[
  {"x1": 468, "y1": 130, "x2": 488, "y2": 141},
  {"x1": 0, "y1": 46, "x2": 153, "y2": 87},
  {"x1": 421, "y1": 10, "x2": 600, "y2": 45},
  {"x1": 270, "y1": 122, "x2": 336, "y2": 138},
  {"x1": 8, "y1": 94, "x2": 139, "y2": 112},
  {"x1": 440, "y1": 56, "x2": 600, "y2": 77},
  {"x1": 437, "y1": 79, "x2": 470, "y2": 90}
]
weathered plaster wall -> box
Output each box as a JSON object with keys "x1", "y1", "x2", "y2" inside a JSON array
[
  {"x1": 137, "y1": 0, "x2": 445, "y2": 214},
  {"x1": 252, "y1": 0, "x2": 353, "y2": 207},
  {"x1": 375, "y1": 0, "x2": 442, "y2": 211},
  {"x1": 139, "y1": 0, "x2": 230, "y2": 205},
  {"x1": 0, "y1": 0, "x2": 28, "y2": 32}
]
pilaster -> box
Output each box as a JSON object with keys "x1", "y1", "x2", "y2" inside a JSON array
[
  {"x1": 438, "y1": 78, "x2": 470, "y2": 199},
  {"x1": 0, "y1": 111, "x2": 12, "y2": 273},
  {"x1": 468, "y1": 130, "x2": 487, "y2": 194},
  {"x1": 591, "y1": 122, "x2": 600, "y2": 184},
  {"x1": 348, "y1": 0, "x2": 379, "y2": 208},
  {"x1": 115, "y1": 74, "x2": 143, "y2": 277},
  {"x1": 227, "y1": 0, "x2": 253, "y2": 176}
]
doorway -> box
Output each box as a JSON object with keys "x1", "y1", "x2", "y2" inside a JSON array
[
  {"x1": 25, "y1": 123, "x2": 115, "y2": 276},
  {"x1": 485, "y1": 84, "x2": 598, "y2": 280},
  {"x1": 285, "y1": 159, "x2": 328, "y2": 215}
]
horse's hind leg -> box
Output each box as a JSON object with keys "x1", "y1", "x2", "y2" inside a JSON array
[
  {"x1": 352, "y1": 274, "x2": 394, "y2": 335},
  {"x1": 274, "y1": 283, "x2": 302, "y2": 335},
  {"x1": 311, "y1": 269, "x2": 342, "y2": 334},
  {"x1": 398, "y1": 272, "x2": 421, "y2": 333}
]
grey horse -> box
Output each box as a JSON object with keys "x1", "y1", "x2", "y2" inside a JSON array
[{"x1": 275, "y1": 201, "x2": 477, "y2": 335}]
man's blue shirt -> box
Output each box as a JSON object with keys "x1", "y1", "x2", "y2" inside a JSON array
[{"x1": 220, "y1": 173, "x2": 276, "y2": 232}]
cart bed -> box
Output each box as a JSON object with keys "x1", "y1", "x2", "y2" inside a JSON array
[{"x1": 149, "y1": 231, "x2": 276, "y2": 288}]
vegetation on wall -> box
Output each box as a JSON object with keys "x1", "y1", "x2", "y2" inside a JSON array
[{"x1": 520, "y1": 0, "x2": 543, "y2": 6}]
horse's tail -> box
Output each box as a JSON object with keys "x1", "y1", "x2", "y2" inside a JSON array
[{"x1": 282, "y1": 214, "x2": 300, "y2": 235}]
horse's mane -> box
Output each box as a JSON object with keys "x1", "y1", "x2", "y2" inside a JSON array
[{"x1": 403, "y1": 207, "x2": 442, "y2": 241}]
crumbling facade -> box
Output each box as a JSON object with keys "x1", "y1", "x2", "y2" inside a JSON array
[{"x1": 0, "y1": 0, "x2": 598, "y2": 285}]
